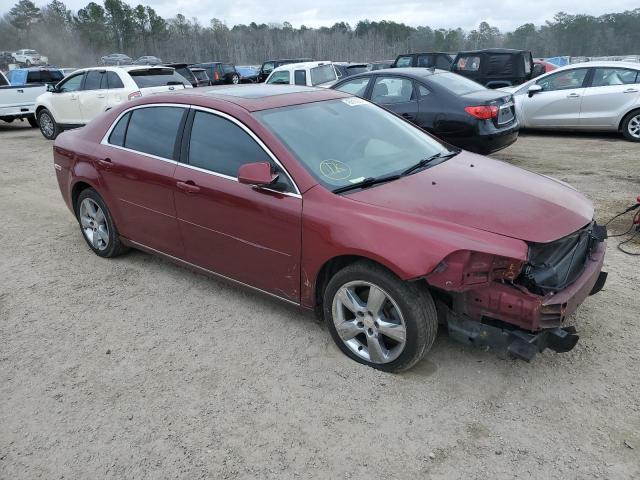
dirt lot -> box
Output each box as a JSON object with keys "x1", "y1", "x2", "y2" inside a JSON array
[{"x1": 1, "y1": 121, "x2": 639, "y2": 479}]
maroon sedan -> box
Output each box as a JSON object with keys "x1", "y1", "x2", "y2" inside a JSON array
[{"x1": 52, "y1": 84, "x2": 607, "y2": 371}]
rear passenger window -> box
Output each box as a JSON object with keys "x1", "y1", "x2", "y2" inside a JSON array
[
  {"x1": 294, "y1": 70, "x2": 306, "y2": 85},
  {"x1": 107, "y1": 71, "x2": 124, "y2": 88},
  {"x1": 188, "y1": 111, "x2": 271, "y2": 177},
  {"x1": 83, "y1": 71, "x2": 103, "y2": 90},
  {"x1": 124, "y1": 107, "x2": 185, "y2": 159},
  {"x1": 395, "y1": 56, "x2": 412, "y2": 68},
  {"x1": 108, "y1": 112, "x2": 130, "y2": 146}
]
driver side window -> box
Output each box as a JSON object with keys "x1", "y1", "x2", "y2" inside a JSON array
[
  {"x1": 58, "y1": 73, "x2": 84, "y2": 92},
  {"x1": 536, "y1": 69, "x2": 588, "y2": 91},
  {"x1": 335, "y1": 77, "x2": 370, "y2": 97},
  {"x1": 371, "y1": 77, "x2": 414, "y2": 104}
]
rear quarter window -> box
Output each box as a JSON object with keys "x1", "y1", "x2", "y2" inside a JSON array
[{"x1": 395, "y1": 56, "x2": 412, "y2": 68}]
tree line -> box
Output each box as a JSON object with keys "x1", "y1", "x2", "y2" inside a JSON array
[{"x1": 1, "y1": 0, "x2": 639, "y2": 67}]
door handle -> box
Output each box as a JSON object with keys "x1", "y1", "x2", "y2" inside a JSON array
[
  {"x1": 97, "y1": 94, "x2": 106, "y2": 98},
  {"x1": 97, "y1": 157, "x2": 112, "y2": 169},
  {"x1": 623, "y1": 88, "x2": 639, "y2": 93},
  {"x1": 70, "y1": 94, "x2": 78, "y2": 100},
  {"x1": 566, "y1": 93, "x2": 580, "y2": 98},
  {"x1": 176, "y1": 180, "x2": 200, "y2": 194}
]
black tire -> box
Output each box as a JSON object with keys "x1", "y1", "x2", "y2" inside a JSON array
[
  {"x1": 76, "y1": 188, "x2": 127, "y2": 258},
  {"x1": 231, "y1": 74, "x2": 240, "y2": 84},
  {"x1": 27, "y1": 115, "x2": 38, "y2": 128},
  {"x1": 323, "y1": 260, "x2": 437, "y2": 372},
  {"x1": 621, "y1": 110, "x2": 640, "y2": 142},
  {"x1": 37, "y1": 108, "x2": 60, "y2": 140}
]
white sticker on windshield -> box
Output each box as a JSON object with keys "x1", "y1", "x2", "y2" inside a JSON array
[{"x1": 341, "y1": 97, "x2": 368, "y2": 106}]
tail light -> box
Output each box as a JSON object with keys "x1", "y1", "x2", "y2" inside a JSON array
[
  {"x1": 128, "y1": 91, "x2": 142, "y2": 100},
  {"x1": 464, "y1": 105, "x2": 498, "y2": 120},
  {"x1": 214, "y1": 71, "x2": 220, "y2": 81}
]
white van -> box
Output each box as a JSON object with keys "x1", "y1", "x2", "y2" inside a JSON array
[{"x1": 265, "y1": 61, "x2": 338, "y2": 88}]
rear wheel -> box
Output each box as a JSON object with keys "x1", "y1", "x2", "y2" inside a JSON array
[
  {"x1": 76, "y1": 188, "x2": 127, "y2": 258},
  {"x1": 323, "y1": 261, "x2": 437, "y2": 372},
  {"x1": 37, "y1": 108, "x2": 60, "y2": 140},
  {"x1": 621, "y1": 111, "x2": 640, "y2": 142},
  {"x1": 231, "y1": 74, "x2": 240, "y2": 84}
]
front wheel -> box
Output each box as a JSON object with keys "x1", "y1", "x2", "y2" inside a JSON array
[
  {"x1": 231, "y1": 74, "x2": 240, "y2": 84},
  {"x1": 621, "y1": 111, "x2": 640, "y2": 142},
  {"x1": 37, "y1": 108, "x2": 60, "y2": 139},
  {"x1": 76, "y1": 188, "x2": 127, "y2": 258},
  {"x1": 323, "y1": 261, "x2": 438, "y2": 372}
]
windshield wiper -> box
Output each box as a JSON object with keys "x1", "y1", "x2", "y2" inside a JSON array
[
  {"x1": 332, "y1": 174, "x2": 400, "y2": 194},
  {"x1": 401, "y1": 150, "x2": 460, "y2": 177}
]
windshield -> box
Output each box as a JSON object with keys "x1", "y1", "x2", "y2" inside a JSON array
[
  {"x1": 310, "y1": 65, "x2": 337, "y2": 85},
  {"x1": 428, "y1": 72, "x2": 484, "y2": 95},
  {"x1": 129, "y1": 68, "x2": 189, "y2": 87},
  {"x1": 255, "y1": 98, "x2": 451, "y2": 191},
  {"x1": 346, "y1": 65, "x2": 368, "y2": 75}
]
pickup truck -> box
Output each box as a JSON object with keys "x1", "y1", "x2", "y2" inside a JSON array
[
  {"x1": 0, "y1": 71, "x2": 44, "y2": 127},
  {"x1": 12, "y1": 49, "x2": 48, "y2": 66}
]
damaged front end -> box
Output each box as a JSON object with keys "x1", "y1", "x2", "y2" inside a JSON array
[{"x1": 426, "y1": 222, "x2": 608, "y2": 361}]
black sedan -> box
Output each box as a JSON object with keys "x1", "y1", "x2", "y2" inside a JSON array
[{"x1": 331, "y1": 68, "x2": 519, "y2": 154}]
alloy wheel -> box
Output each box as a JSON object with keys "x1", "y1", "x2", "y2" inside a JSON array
[
  {"x1": 628, "y1": 114, "x2": 640, "y2": 139},
  {"x1": 331, "y1": 280, "x2": 407, "y2": 364},
  {"x1": 39, "y1": 112, "x2": 54, "y2": 138},
  {"x1": 79, "y1": 198, "x2": 109, "y2": 251}
]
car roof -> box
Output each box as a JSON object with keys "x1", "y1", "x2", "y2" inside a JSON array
[
  {"x1": 273, "y1": 61, "x2": 332, "y2": 71},
  {"x1": 147, "y1": 84, "x2": 350, "y2": 112},
  {"x1": 456, "y1": 48, "x2": 528, "y2": 55},
  {"x1": 552, "y1": 60, "x2": 640, "y2": 70},
  {"x1": 397, "y1": 52, "x2": 451, "y2": 56},
  {"x1": 341, "y1": 67, "x2": 450, "y2": 80}
]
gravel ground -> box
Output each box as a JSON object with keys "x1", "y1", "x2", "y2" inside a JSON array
[{"x1": 1, "y1": 121, "x2": 639, "y2": 479}]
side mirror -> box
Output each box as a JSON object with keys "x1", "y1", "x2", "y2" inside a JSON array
[
  {"x1": 527, "y1": 84, "x2": 543, "y2": 97},
  {"x1": 238, "y1": 162, "x2": 278, "y2": 187},
  {"x1": 47, "y1": 83, "x2": 56, "y2": 92}
]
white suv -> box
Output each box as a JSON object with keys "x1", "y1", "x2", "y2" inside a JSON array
[
  {"x1": 35, "y1": 65, "x2": 191, "y2": 139},
  {"x1": 265, "y1": 61, "x2": 338, "y2": 88}
]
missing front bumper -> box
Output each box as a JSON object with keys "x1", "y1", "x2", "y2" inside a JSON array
[{"x1": 447, "y1": 312, "x2": 580, "y2": 362}]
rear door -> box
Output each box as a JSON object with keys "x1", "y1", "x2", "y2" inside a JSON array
[
  {"x1": 105, "y1": 71, "x2": 127, "y2": 108},
  {"x1": 77, "y1": 70, "x2": 108, "y2": 123},
  {"x1": 173, "y1": 108, "x2": 302, "y2": 301},
  {"x1": 96, "y1": 105, "x2": 187, "y2": 257},
  {"x1": 49, "y1": 72, "x2": 85, "y2": 124},
  {"x1": 579, "y1": 67, "x2": 640, "y2": 128},
  {"x1": 369, "y1": 75, "x2": 419, "y2": 122},
  {"x1": 522, "y1": 68, "x2": 589, "y2": 127}
]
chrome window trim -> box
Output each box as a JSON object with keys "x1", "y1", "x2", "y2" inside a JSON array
[{"x1": 100, "y1": 103, "x2": 302, "y2": 198}]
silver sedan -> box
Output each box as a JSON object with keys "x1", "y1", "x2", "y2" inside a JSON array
[{"x1": 501, "y1": 61, "x2": 640, "y2": 141}]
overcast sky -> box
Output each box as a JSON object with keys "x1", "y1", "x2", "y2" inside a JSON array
[{"x1": 22, "y1": 0, "x2": 640, "y2": 31}]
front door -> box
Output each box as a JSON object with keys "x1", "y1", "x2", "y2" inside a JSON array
[
  {"x1": 522, "y1": 68, "x2": 589, "y2": 128},
  {"x1": 96, "y1": 105, "x2": 187, "y2": 257},
  {"x1": 50, "y1": 72, "x2": 85, "y2": 124},
  {"x1": 580, "y1": 67, "x2": 640, "y2": 128},
  {"x1": 369, "y1": 75, "x2": 419, "y2": 123},
  {"x1": 173, "y1": 109, "x2": 302, "y2": 301}
]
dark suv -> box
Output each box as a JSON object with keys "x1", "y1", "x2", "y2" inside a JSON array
[
  {"x1": 257, "y1": 58, "x2": 313, "y2": 82},
  {"x1": 451, "y1": 49, "x2": 534, "y2": 88},
  {"x1": 393, "y1": 52, "x2": 454, "y2": 70},
  {"x1": 165, "y1": 63, "x2": 199, "y2": 87},
  {"x1": 191, "y1": 62, "x2": 240, "y2": 85}
]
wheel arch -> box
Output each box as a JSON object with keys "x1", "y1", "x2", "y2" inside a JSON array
[
  {"x1": 312, "y1": 254, "x2": 405, "y2": 315},
  {"x1": 71, "y1": 180, "x2": 96, "y2": 214},
  {"x1": 619, "y1": 107, "x2": 640, "y2": 131}
]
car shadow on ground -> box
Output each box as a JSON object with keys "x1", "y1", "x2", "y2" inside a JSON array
[{"x1": 519, "y1": 129, "x2": 623, "y2": 142}]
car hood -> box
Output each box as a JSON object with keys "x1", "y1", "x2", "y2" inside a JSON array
[{"x1": 346, "y1": 152, "x2": 593, "y2": 244}]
